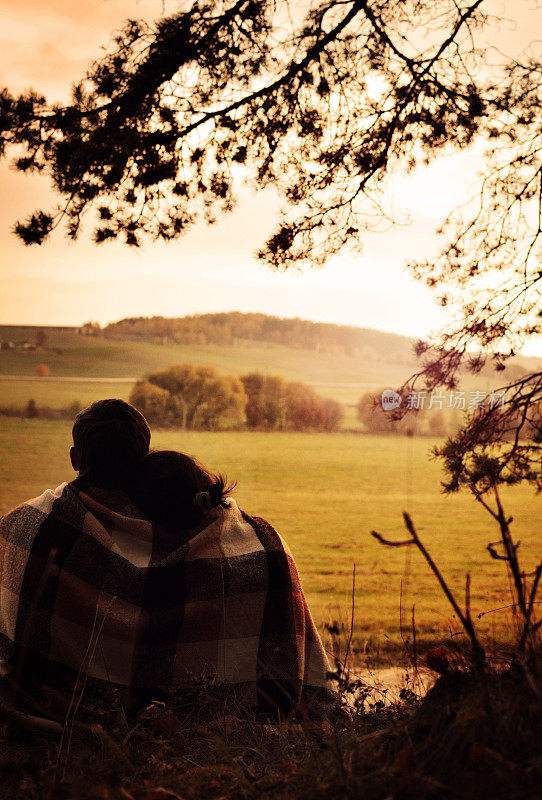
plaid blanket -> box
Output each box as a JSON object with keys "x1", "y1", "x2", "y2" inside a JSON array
[{"x1": 0, "y1": 483, "x2": 338, "y2": 720}]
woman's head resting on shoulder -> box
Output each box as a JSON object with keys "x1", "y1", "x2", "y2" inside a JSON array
[{"x1": 133, "y1": 450, "x2": 236, "y2": 531}]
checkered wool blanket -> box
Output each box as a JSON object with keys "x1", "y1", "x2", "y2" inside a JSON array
[{"x1": 0, "y1": 483, "x2": 338, "y2": 720}]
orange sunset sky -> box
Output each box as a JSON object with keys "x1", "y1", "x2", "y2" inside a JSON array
[{"x1": 1, "y1": 0, "x2": 541, "y2": 355}]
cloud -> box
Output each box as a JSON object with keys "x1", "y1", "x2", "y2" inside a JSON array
[{"x1": 0, "y1": 0, "x2": 167, "y2": 97}]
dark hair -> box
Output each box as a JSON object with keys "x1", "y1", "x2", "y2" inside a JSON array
[
  {"x1": 131, "y1": 450, "x2": 236, "y2": 531},
  {"x1": 72, "y1": 399, "x2": 151, "y2": 488}
]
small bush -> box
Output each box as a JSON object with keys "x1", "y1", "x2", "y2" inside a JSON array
[{"x1": 25, "y1": 399, "x2": 39, "y2": 419}]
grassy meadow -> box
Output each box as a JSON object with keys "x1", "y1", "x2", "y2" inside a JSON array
[
  {"x1": 1, "y1": 416, "x2": 540, "y2": 662},
  {"x1": 0, "y1": 377, "x2": 132, "y2": 411}
]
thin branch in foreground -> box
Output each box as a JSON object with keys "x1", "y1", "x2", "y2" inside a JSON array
[
  {"x1": 342, "y1": 563, "x2": 356, "y2": 675},
  {"x1": 372, "y1": 512, "x2": 486, "y2": 670}
]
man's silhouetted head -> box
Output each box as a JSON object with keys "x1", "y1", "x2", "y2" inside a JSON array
[{"x1": 71, "y1": 399, "x2": 151, "y2": 487}]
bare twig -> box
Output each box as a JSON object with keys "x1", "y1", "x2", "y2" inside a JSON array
[
  {"x1": 527, "y1": 562, "x2": 542, "y2": 616},
  {"x1": 342, "y1": 564, "x2": 356, "y2": 675},
  {"x1": 372, "y1": 512, "x2": 485, "y2": 669}
]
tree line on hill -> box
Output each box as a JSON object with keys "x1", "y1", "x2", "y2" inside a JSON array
[
  {"x1": 105, "y1": 312, "x2": 415, "y2": 362},
  {"x1": 129, "y1": 365, "x2": 343, "y2": 432},
  {"x1": 100, "y1": 313, "x2": 536, "y2": 380}
]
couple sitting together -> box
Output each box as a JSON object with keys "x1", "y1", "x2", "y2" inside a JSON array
[{"x1": 0, "y1": 399, "x2": 338, "y2": 723}]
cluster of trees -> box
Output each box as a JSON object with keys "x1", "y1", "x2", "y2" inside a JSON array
[
  {"x1": 105, "y1": 312, "x2": 413, "y2": 362},
  {"x1": 130, "y1": 365, "x2": 246, "y2": 431},
  {"x1": 129, "y1": 364, "x2": 343, "y2": 432},
  {"x1": 79, "y1": 321, "x2": 102, "y2": 336},
  {"x1": 241, "y1": 373, "x2": 343, "y2": 432}
]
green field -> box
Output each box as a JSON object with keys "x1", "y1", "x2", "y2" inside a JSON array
[
  {"x1": 0, "y1": 378, "x2": 132, "y2": 411},
  {"x1": 1, "y1": 417, "x2": 540, "y2": 660}
]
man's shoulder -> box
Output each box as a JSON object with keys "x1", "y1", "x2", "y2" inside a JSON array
[{"x1": 0, "y1": 483, "x2": 79, "y2": 533}]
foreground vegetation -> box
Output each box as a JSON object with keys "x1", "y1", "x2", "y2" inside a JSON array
[
  {"x1": 1, "y1": 418, "x2": 540, "y2": 659},
  {"x1": 0, "y1": 648, "x2": 540, "y2": 800}
]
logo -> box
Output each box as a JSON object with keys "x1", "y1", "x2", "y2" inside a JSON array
[{"x1": 381, "y1": 389, "x2": 402, "y2": 411}]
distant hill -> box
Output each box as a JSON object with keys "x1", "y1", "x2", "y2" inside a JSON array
[
  {"x1": 104, "y1": 312, "x2": 418, "y2": 366},
  {"x1": 103, "y1": 312, "x2": 541, "y2": 378}
]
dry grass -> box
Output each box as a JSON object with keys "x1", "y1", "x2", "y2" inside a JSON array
[{"x1": 0, "y1": 651, "x2": 540, "y2": 800}]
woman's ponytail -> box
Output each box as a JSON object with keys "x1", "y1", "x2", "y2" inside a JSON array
[
  {"x1": 193, "y1": 474, "x2": 236, "y2": 511},
  {"x1": 131, "y1": 452, "x2": 236, "y2": 533}
]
